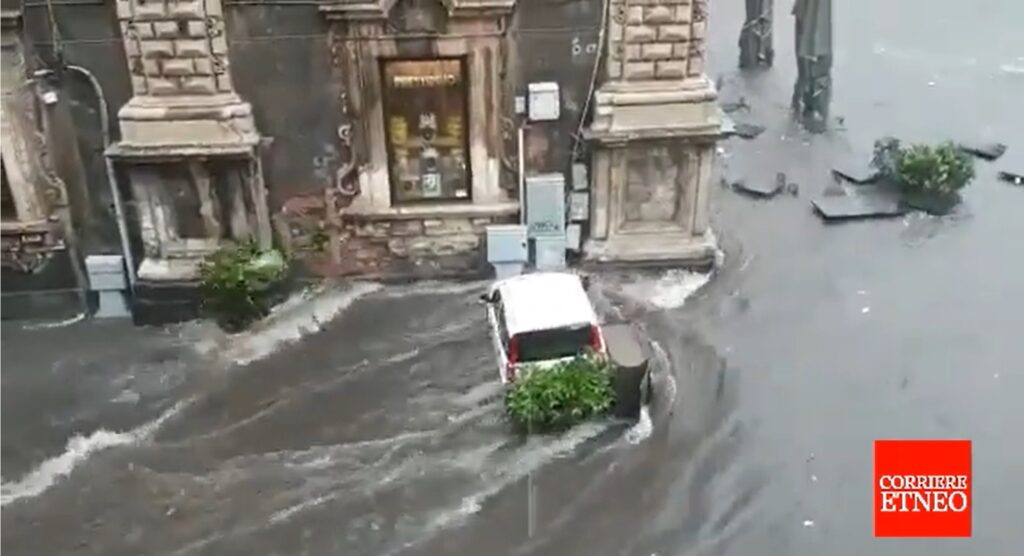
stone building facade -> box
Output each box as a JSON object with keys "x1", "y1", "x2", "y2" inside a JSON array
[
  {"x1": 4, "y1": 0, "x2": 718, "y2": 322},
  {"x1": 294, "y1": 0, "x2": 520, "y2": 278},
  {"x1": 584, "y1": 0, "x2": 719, "y2": 266},
  {"x1": 1, "y1": 5, "x2": 92, "y2": 318},
  {"x1": 108, "y1": 0, "x2": 272, "y2": 321},
  {"x1": 1, "y1": 8, "x2": 56, "y2": 261}
]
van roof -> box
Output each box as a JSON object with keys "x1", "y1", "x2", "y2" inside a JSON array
[{"x1": 495, "y1": 272, "x2": 598, "y2": 336}]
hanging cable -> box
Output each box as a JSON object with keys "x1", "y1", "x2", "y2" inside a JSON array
[{"x1": 570, "y1": 0, "x2": 610, "y2": 163}]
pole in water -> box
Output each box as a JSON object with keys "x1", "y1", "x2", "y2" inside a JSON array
[
  {"x1": 739, "y1": 0, "x2": 774, "y2": 68},
  {"x1": 791, "y1": 0, "x2": 833, "y2": 132},
  {"x1": 528, "y1": 471, "x2": 536, "y2": 537},
  {"x1": 527, "y1": 419, "x2": 536, "y2": 537}
]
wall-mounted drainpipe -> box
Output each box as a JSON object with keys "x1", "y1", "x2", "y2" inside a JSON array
[
  {"x1": 517, "y1": 125, "x2": 525, "y2": 225},
  {"x1": 66, "y1": 65, "x2": 136, "y2": 290}
]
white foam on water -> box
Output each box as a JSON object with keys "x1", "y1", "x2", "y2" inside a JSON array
[
  {"x1": 1000, "y1": 63, "x2": 1024, "y2": 75},
  {"x1": 625, "y1": 405, "x2": 653, "y2": 445},
  {"x1": 21, "y1": 312, "x2": 87, "y2": 330},
  {"x1": 0, "y1": 399, "x2": 190, "y2": 506},
  {"x1": 627, "y1": 341, "x2": 678, "y2": 444},
  {"x1": 375, "y1": 280, "x2": 487, "y2": 299},
  {"x1": 381, "y1": 348, "x2": 420, "y2": 365},
  {"x1": 392, "y1": 421, "x2": 610, "y2": 554},
  {"x1": 618, "y1": 270, "x2": 711, "y2": 310},
  {"x1": 112, "y1": 389, "x2": 141, "y2": 404},
  {"x1": 211, "y1": 282, "x2": 381, "y2": 366},
  {"x1": 269, "y1": 492, "x2": 336, "y2": 524}
]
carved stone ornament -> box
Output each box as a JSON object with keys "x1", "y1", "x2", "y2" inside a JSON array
[{"x1": 320, "y1": 0, "x2": 517, "y2": 21}]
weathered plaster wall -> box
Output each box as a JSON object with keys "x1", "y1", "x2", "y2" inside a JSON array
[
  {"x1": 224, "y1": 6, "x2": 339, "y2": 207},
  {"x1": 511, "y1": 0, "x2": 603, "y2": 175},
  {"x1": 21, "y1": 0, "x2": 134, "y2": 257}
]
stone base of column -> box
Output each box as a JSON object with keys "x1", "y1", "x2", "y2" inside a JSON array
[
  {"x1": 590, "y1": 77, "x2": 719, "y2": 136},
  {"x1": 583, "y1": 230, "x2": 717, "y2": 271},
  {"x1": 582, "y1": 75, "x2": 721, "y2": 269},
  {"x1": 110, "y1": 94, "x2": 260, "y2": 156}
]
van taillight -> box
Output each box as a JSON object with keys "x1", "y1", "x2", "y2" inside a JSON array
[
  {"x1": 589, "y1": 325, "x2": 603, "y2": 353},
  {"x1": 507, "y1": 336, "x2": 520, "y2": 381}
]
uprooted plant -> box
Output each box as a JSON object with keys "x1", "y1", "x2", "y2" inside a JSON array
[
  {"x1": 505, "y1": 354, "x2": 615, "y2": 434},
  {"x1": 872, "y1": 137, "x2": 976, "y2": 199},
  {"x1": 199, "y1": 241, "x2": 288, "y2": 332}
]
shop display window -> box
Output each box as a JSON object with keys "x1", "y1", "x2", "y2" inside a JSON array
[{"x1": 381, "y1": 58, "x2": 471, "y2": 204}]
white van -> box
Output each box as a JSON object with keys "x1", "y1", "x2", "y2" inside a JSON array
[{"x1": 481, "y1": 272, "x2": 607, "y2": 384}]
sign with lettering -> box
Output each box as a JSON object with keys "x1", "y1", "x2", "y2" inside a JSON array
[{"x1": 391, "y1": 73, "x2": 459, "y2": 88}]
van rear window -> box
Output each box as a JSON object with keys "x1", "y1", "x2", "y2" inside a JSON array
[{"x1": 516, "y1": 326, "x2": 590, "y2": 362}]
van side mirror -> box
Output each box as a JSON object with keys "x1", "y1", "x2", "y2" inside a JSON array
[
  {"x1": 580, "y1": 275, "x2": 591, "y2": 289},
  {"x1": 479, "y1": 292, "x2": 495, "y2": 303}
]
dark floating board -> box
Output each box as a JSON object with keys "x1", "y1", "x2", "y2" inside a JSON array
[
  {"x1": 959, "y1": 142, "x2": 1007, "y2": 161},
  {"x1": 998, "y1": 171, "x2": 1024, "y2": 185},
  {"x1": 734, "y1": 181, "x2": 782, "y2": 197},
  {"x1": 831, "y1": 162, "x2": 880, "y2": 184},
  {"x1": 731, "y1": 122, "x2": 766, "y2": 140},
  {"x1": 812, "y1": 186, "x2": 905, "y2": 221},
  {"x1": 733, "y1": 172, "x2": 786, "y2": 198}
]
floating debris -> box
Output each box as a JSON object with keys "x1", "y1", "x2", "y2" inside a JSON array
[
  {"x1": 720, "y1": 97, "x2": 751, "y2": 113},
  {"x1": 733, "y1": 172, "x2": 785, "y2": 198},
  {"x1": 732, "y1": 122, "x2": 766, "y2": 140},
  {"x1": 831, "y1": 160, "x2": 880, "y2": 184},
  {"x1": 812, "y1": 185, "x2": 905, "y2": 221},
  {"x1": 823, "y1": 181, "x2": 846, "y2": 197},
  {"x1": 959, "y1": 142, "x2": 1007, "y2": 161},
  {"x1": 998, "y1": 171, "x2": 1023, "y2": 185}
]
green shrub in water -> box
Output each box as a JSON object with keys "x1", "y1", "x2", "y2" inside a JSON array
[
  {"x1": 199, "y1": 241, "x2": 287, "y2": 332},
  {"x1": 872, "y1": 138, "x2": 976, "y2": 197},
  {"x1": 505, "y1": 354, "x2": 615, "y2": 433}
]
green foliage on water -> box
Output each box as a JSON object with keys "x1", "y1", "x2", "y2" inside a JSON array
[
  {"x1": 505, "y1": 355, "x2": 615, "y2": 433},
  {"x1": 873, "y1": 138, "x2": 976, "y2": 197},
  {"x1": 199, "y1": 241, "x2": 287, "y2": 332}
]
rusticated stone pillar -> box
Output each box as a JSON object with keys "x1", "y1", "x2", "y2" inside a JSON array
[
  {"x1": 584, "y1": 0, "x2": 720, "y2": 268},
  {"x1": 112, "y1": 0, "x2": 259, "y2": 151},
  {"x1": 108, "y1": 0, "x2": 271, "y2": 324}
]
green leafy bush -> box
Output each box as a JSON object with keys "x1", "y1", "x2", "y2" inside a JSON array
[
  {"x1": 872, "y1": 138, "x2": 975, "y2": 197},
  {"x1": 505, "y1": 355, "x2": 615, "y2": 433},
  {"x1": 198, "y1": 241, "x2": 287, "y2": 332}
]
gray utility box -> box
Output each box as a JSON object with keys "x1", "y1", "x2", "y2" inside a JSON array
[
  {"x1": 525, "y1": 173, "x2": 566, "y2": 238},
  {"x1": 525, "y1": 173, "x2": 567, "y2": 270},
  {"x1": 533, "y1": 235, "x2": 566, "y2": 270},
  {"x1": 85, "y1": 255, "x2": 130, "y2": 318},
  {"x1": 486, "y1": 224, "x2": 528, "y2": 279}
]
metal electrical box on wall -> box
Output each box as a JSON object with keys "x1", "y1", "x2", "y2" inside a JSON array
[
  {"x1": 486, "y1": 224, "x2": 529, "y2": 279},
  {"x1": 534, "y1": 235, "x2": 566, "y2": 270},
  {"x1": 486, "y1": 225, "x2": 528, "y2": 263},
  {"x1": 524, "y1": 173, "x2": 566, "y2": 237},
  {"x1": 527, "y1": 82, "x2": 560, "y2": 122}
]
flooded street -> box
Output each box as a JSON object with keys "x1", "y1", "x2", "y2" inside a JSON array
[{"x1": 4, "y1": 0, "x2": 1024, "y2": 554}]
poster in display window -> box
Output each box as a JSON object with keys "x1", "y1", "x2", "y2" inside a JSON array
[{"x1": 381, "y1": 58, "x2": 472, "y2": 205}]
